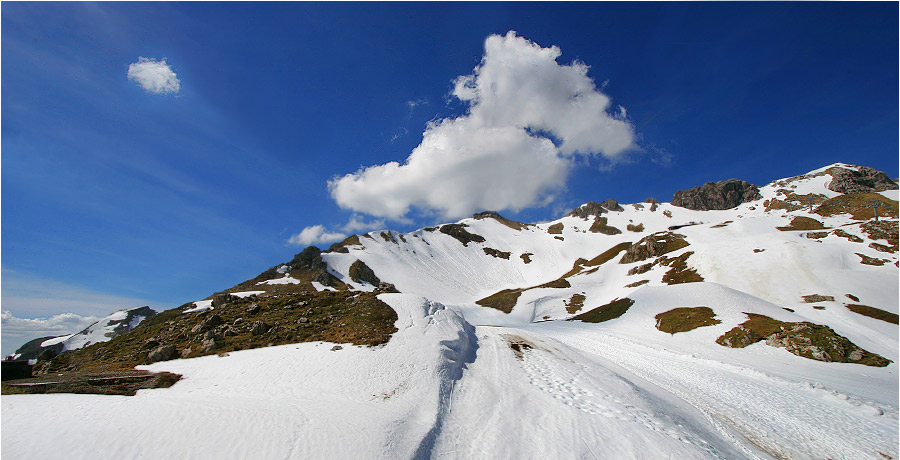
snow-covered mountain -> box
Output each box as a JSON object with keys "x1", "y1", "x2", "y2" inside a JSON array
[
  {"x1": 3, "y1": 163, "x2": 898, "y2": 460},
  {"x1": 7, "y1": 306, "x2": 157, "y2": 360}
]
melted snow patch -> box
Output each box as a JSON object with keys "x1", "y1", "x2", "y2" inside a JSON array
[
  {"x1": 184, "y1": 300, "x2": 213, "y2": 313},
  {"x1": 230, "y1": 291, "x2": 265, "y2": 298}
]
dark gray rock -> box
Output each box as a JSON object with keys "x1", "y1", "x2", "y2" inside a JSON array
[
  {"x1": 349, "y1": 259, "x2": 381, "y2": 286},
  {"x1": 250, "y1": 321, "x2": 271, "y2": 336},
  {"x1": 148, "y1": 345, "x2": 176, "y2": 363},
  {"x1": 600, "y1": 199, "x2": 624, "y2": 212},
  {"x1": 672, "y1": 179, "x2": 762, "y2": 210},
  {"x1": 246, "y1": 304, "x2": 261, "y2": 315},
  {"x1": 290, "y1": 246, "x2": 327, "y2": 272},
  {"x1": 191, "y1": 314, "x2": 224, "y2": 334},
  {"x1": 211, "y1": 293, "x2": 232, "y2": 307},
  {"x1": 826, "y1": 166, "x2": 898, "y2": 194},
  {"x1": 567, "y1": 201, "x2": 606, "y2": 219}
]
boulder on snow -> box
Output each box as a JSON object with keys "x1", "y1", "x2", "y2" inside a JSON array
[
  {"x1": 672, "y1": 179, "x2": 762, "y2": 210},
  {"x1": 348, "y1": 259, "x2": 381, "y2": 286}
]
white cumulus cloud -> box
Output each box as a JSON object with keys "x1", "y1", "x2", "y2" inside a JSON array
[
  {"x1": 287, "y1": 225, "x2": 347, "y2": 247},
  {"x1": 328, "y1": 31, "x2": 635, "y2": 221},
  {"x1": 127, "y1": 57, "x2": 181, "y2": 94},
  {"x1": 342, "y1": 215, "x2": 386, "y2": 233}
]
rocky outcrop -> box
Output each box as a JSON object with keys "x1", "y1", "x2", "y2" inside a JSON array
[
  {"x1": 620, "y1": 232, "x2": 689, "y2": 264},
  {"x1": 348, "y1": 259, "x2": 381, "y2": 286},
  {"x1": 600, "y1": 199, "x2": 623, "y2": 212},
  {"x1": 567, "y1": 199, "x2": 624, "y2": 219},
  {"x1": 672, "y1": 179, "x2": 762, "y2": 210},
  {"x1": 567, "y1": 201, "x2": 606, "y2": 219},
  {"x1": 826, "y1": 166, "x2": 898, "y2": 194},
  {"x1": 439, "y1": 224, "x2": 485, "y2": 246},
  {"x1": 147, "y1": 345, "x2": 176, "y2": 363}
]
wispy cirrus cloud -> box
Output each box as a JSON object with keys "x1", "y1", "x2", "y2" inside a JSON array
[
  {"x1": 127, "y1": 57, "x2": 180, "y2": 94},
  {"x1": 328, "y1": 31, "x2": 635, "y2": 221}
]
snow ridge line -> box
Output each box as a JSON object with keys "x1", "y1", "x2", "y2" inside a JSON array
[{"x1": 412, "y1": 308, "x2": 478, "y2": 460}]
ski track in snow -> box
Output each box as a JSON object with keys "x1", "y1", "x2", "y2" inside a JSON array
[{"x1": 534, "y1": 323, "x2": 898, "y2": 460}]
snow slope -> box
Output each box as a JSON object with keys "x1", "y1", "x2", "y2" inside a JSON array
[
  {"x1": 3, "y1": 163, "x2": 897, "y2": 459},
  {"x1": 37, "y1": 306, "x2": 155, "y2": 352}
]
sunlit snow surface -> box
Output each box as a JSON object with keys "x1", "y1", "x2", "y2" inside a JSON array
[{"x1": 4, "y1": 164, "x2": 898, "y2": 459}]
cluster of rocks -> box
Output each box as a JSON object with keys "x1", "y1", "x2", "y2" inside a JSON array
[
  {"x1": 567, "y1": 199, "x2": 624, "y2": 219},
  {"x1": 439, "y1": 223, "x2": 486, "y2": 247},
  {"x1": 672, "y1": 179, "x2": 762, "y2": 210},
  {"x1": 348, "y1": 259, "x2": 381, "y2": 286},
  {"x1": 826, "y1": 166, "x2": 898, "y2": 194},
  {"x1": 620, "y1": 232, "x2": 689, "y2": 264}
]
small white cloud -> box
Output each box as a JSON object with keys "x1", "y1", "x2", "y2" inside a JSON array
[
  {"x1": 127, "y1": 57, "x2": 180, "y2": 94},
  {"x1": 341, "y1": 215, "x2": 385, "y2": 233},
  {"x1": 329, "y1": 31, "x2": 634, "y2": 220},
  {"x1": 407, "y1": 98, "x2": 428, "y2": 110},
  {"x1": 287, "y1": 225, "x2": 347, "y2": 246}
]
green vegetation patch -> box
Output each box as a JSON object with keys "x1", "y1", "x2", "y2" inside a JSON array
[
  {"x1": 815, "y1": 193, "x2": 898, "y2": 220},
  {"x1": 569, "y1": 298, "x2": 634, "y2": 323},
  {"x1": 776, "y1": 216, "x2": 826, "y2": 231},
  {"x1": 475, "y1": 289, "x2": 523, "y2": 314},
  {"x1": 547, "y1": 222, "x2": 564, "y2": 234},
  {"x1": 846, "y1": 304, "x2": 899, "y2": 325},
  {"x1": 564, "y1": 293, "x2": 586, "y2": 314},
  {"x1": 655, "y1": 307, "x2": 721, "y2": 334},
  {"x1": 716, "y1": 313, "x2": 891, "y2": 366}
]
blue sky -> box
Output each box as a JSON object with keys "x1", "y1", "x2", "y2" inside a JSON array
[{"x1": 2, "y1": 2, "x2": 897, "y2": 354}]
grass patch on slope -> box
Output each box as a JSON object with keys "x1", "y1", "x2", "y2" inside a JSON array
[
  {"x1": 475, "y1": 289, "x2": 523, "y2": 314},
  {"x1": 776, "y1": 216, "x2": 826, "y2": 231},
  {"x1": 564, "y1": 293, "x2": 586, "y2": 314},
  {"x1": 569, "y1": 298, "x2": 634, "y2": 323},
  {"x1": 655, "y1": 307, "x2": 721, "y2": 334},
  {"x1": 815, "y1": 193, "x2": 898, "y2": 220},
  {"x1": 846, "y1": 304, "x2": 899, "y2": 324},
  {"x1": 35, "y1": 291, "x2": 399, "y2": 377},
  {"x1": 716, "y1": 313, "x2": 891, "y2": 366}
]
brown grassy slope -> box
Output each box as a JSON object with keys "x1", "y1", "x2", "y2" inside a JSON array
[
  {"x1": 655, "y1": 307, "x2": 721, "y2": 334},
  {"x1": 815, "y1": 193, "x2": 898, "y2": 220},
  {"x1": 569, "y1": 298, "x2": 634, "y2": 323},
  {"x1": 36, "y1": 291, "x2": 398, "y2": 375}
]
